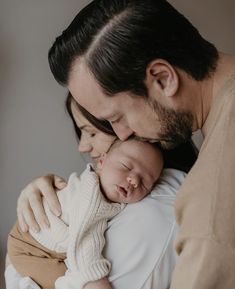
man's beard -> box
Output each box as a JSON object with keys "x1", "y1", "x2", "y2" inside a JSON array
[{"x1": 149, "y1": 99, "x2": 193, "y2": 149}]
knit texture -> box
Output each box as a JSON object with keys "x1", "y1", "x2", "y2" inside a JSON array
[{"x1": 31, "y1": 164, "x2": 125, "y2": 288}]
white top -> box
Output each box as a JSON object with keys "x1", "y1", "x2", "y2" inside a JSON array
[{"x1": 105, "y1": 168, "x2": 186, "y2": 289}]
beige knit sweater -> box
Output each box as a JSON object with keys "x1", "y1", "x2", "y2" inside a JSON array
[
  {"x1": 30, "y1": 164, "x2": 125, "y2": 289},
  {"x1": 170, "y1": 70, "x2": 235, "y2": 289}
]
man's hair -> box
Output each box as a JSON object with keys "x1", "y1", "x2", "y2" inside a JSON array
[{"x1": 49, "y1": 0, "x2": 219, "y2": 96}]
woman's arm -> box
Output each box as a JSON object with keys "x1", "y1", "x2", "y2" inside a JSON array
[
  {"x1": 11, "y1": 173, "x2": 115, "y2": 289},
  {"x1": 17, "y1": 174, "x2": 67, "y2": 232}
]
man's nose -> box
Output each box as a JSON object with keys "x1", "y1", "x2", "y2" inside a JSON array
[{"x1": 112, "y1": 123, "x2": 133, "y2": 141}]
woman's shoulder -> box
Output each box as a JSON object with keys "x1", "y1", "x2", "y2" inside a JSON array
[{"x1": 105, "y1": 190, "x2": 178, "y2": 289}]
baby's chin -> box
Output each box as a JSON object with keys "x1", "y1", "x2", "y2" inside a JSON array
[
  {"x1": 125, "y1": 193, "x2": 149, "y2": 204},
  {"x1": 110, "y1": 191, "x2": 149, "y2": 204},
  {"x1": 101, "y1": 183, "x2": 150, "y2": 204}
]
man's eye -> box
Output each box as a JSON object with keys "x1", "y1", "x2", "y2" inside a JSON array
[{"x1": 89, "y1": 133, "x2": 96, "y2": 137}]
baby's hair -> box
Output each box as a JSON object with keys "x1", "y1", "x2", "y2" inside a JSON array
[
  {"x1": 108, "y1": 137, "x2": 163, "y2": 162},
  {"x1": 107, "y1": 139, "x2": 123, "y2": 154}
]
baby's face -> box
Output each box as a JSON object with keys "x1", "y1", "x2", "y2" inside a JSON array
[{"x1": 98, "y1": 140, "x2": 163, "y2": 203}]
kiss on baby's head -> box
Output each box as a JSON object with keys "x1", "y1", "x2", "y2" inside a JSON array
[{"x1": 96, "y1": 139, "x2": 163, "y2": 203}]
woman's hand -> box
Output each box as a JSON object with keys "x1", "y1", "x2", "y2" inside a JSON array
[{"x1": 17, "y1": 174, "x2": 67, "y2": 233}]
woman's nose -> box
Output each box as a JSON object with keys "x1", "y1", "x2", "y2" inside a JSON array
[
  {"x1": 127, "y1": 175, "x2": 139, "y2": 188},
  {"x1": 78, "y1": 140, "x2": 92, "y2": 153}
]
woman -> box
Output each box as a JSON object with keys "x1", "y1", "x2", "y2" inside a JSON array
[{"x1": 9, "y1": 93, "x2": 197, "y2": 289}]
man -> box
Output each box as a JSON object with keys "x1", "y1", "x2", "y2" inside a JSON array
[{"x1": 48, "y1": 0, "x2": 235, "y2": 288}]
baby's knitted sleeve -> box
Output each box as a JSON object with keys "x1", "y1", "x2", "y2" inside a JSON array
[{"x1": 55, "y1": 165, "x2": 125, "y2": 289}]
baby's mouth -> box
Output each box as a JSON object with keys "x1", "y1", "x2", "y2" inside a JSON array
[{"x1": 117, "y1": 185, "x2": 128, "y2": 198}]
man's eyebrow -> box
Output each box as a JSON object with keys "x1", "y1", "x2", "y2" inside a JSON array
[{"x1": 97, "y1": 112, "x2": 117, "y2": 122}]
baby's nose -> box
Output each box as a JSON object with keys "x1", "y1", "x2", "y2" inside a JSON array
[{"x1": 127, "y1": 176, "x2": 139, "y2": 188}]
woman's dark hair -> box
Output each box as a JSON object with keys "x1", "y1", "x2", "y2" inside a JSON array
[
  {"x1": 65, "y1": 92, "x2": 115, "y2": 140},
  {"x1": 66, "y1": 92, "x2": 198, "y2": 173},
  {"x1": 49, "y1": 0, "x2": 218, "y2": 96},
  {"x1": 160, "y1": 141, "x2": 198, "y2": 173}
]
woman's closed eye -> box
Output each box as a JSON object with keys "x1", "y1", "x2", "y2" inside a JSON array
[{"x1": 82, "y1": 129, "x2": 96, "y2": 138}]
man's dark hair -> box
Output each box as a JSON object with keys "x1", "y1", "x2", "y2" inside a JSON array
[{"x1": 49, "y1": 0, "x2": 219, "y2": 96}]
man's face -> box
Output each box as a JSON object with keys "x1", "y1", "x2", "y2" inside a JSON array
[{"x1": 68, "y1": 60, "x2": 193, "y2": 149}]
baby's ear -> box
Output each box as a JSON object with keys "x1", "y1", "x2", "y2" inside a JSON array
[{"x1": 97, "y1": 153, "x2": 107, "y2": 169}]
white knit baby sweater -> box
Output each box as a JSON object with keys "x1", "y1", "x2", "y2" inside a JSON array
[{"x1": 30, "y1": 164, "x2": 124, "y2": 289}]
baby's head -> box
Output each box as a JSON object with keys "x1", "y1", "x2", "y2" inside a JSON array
[{"x1": 97, "y1": 139, "x2": 163, "y2": 203}]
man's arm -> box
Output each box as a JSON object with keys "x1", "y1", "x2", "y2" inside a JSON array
[
  {"x1": 170, "y1": 237, "x2": 235, "y2": 289},
  {"x1": 170, "y1": 103, "x2": 235, "y2": 289}
]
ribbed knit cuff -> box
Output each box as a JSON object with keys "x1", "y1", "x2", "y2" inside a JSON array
[
  {"x1": 79, "y1": 258, "x2": 111, "y2": 286},
  {"x1": 55, "y1": 259, "x2": 111, "y2": 289}
]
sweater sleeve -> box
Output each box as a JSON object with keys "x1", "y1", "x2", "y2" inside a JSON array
[{"x1": 55, "y1": 165, "x2": 125, "y2": 289}]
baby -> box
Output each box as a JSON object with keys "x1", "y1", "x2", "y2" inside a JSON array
[
  {"x1": 6, "y1": 139, "x2": 163, "y2": 289},
  {"x1": 98, "y1": 139, "x2": 163, "y2": 203}
]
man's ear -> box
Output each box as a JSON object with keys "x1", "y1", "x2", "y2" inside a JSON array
[
  {"x1": 145, "y1": 59, "x2": 179, "y2": 100},
  {"x1": 97, "y1": 153, "x2": 107, "y2": 170}
]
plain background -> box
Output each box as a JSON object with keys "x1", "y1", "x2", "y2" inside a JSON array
[{"x1": 1, "y1": 0, "x2": 235, "y2": 287}]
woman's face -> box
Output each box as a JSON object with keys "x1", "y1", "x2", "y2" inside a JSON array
[{"x1": 71, "y1": 101, "x2": 117, "y2": 163}]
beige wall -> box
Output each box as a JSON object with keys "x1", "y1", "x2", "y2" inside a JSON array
[{"x1": 1, "y1": 0, "x2": 235, "y2": 287}]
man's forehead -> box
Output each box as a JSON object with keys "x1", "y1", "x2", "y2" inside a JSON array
[
  {"x1": 69, "y1": 66, "x2": 113, "y2": 115},
  {"x1": 69, "y1": 59, "x2": 103, "y2": 96},
  {"x1": 68, "y1": 59, "x2": 131, "y2": 119}
]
